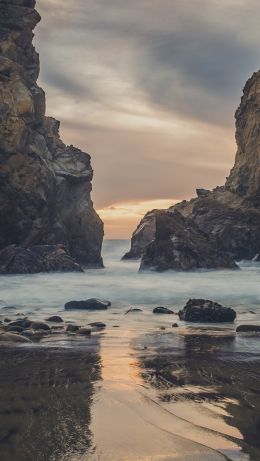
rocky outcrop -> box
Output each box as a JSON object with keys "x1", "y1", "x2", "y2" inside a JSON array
[
  {"x1": 0, "y1": 244, "x2": 83, "y2": 273},
  {"x1": 0, "y1": 0, "x2": 103, "y2": 273},
  {"x1": 178, "y1": 299, "x2": 236, "y2": 323},
  {"x1": 124, "y1": 70, "x2": 260, "y2": 271}
]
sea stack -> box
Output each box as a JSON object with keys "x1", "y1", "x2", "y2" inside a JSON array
[
  {"x1": 124, "y1": 70, "x2": 260, "y2": 271},
  {"x1": 0, "y1": 0, "x2": 104, "y2": 273}
]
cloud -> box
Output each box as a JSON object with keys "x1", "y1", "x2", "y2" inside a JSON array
[
  {"x1": 36, "y1": 0, "x2": 260, "y2": 127},
  {"x1": 34, "y1": 0, "x2": 260, "y2": 237}
]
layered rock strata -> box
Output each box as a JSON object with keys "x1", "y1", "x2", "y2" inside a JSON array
[
  {"x1": 124, "y1": 70, "x2": 260, "y2": 271},
  {"x1": 0, "y1": 0, "x2": 103, "y2": 272}
]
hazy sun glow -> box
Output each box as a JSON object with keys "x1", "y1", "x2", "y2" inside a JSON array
[{"x1": 97, "y1": 198, "x2": 178, "y2": 239}]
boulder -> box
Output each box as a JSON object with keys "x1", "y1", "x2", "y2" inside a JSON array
[
  {"x1": 30, "y1": 321, "x2": 50, "y2": 331},
  {"x1": 236, "y1": 325, "x2": 260, "y2": 333},
  {"x1": 172, "y1": 323, "x2": 179, "y2": 328},
  {"x1": 178, "y1": 299, "x2": 236, "y2": 323},
  {"x1": 65, "y1": 299, "x2": 111, "y2": 310},
  {"x1": 78, "y1": 328, "x2": 91, "y2": 336},
  {"x1": 66, "y1": 324, "x2": 79, "y2": 333},
  {"x1": 8, "y1": 319, "x2": 31, "y2": 328},
  {"x1": 153, "y1": 306, "x2": 174, "y2": 314},
  {"x1": 139, "y1": 211, "x2": 238, "y2": 272},
  {"x1": 46, "y1": 315, "x2": 63, "y2": 323}
]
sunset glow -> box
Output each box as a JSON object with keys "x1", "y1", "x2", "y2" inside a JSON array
[{"x1": 97, "y1": 198, "x2": 178, "y2": 238}]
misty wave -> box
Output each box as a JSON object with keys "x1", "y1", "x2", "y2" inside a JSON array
[{"x1": 0, "y1": 240, "x2": 260, "y2": 318}]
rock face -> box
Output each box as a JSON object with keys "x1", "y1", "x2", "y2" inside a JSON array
[
  {"x1": 0, "y1": 244, "x2": 83, "y2": 273},
  {"x1": 0, "y1": 0, "x2": 103, "y2": 273},
  {"x1": 124, "y1": 70, "x2": 260, "y2": 271},
  {"x1": 178, "y1": 299, "x2": 236, "y2": 323}
]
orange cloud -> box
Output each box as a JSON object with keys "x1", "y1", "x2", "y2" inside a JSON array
[{"x1": 97, "y1": 198, "x2": 178, "y2": 239}]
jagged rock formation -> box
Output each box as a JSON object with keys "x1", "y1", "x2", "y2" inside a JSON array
[
  {"x1": 124, "y1": 70, "x2": 260, "y2": 271},
  {"x1": 0, "y1": 0, "x2": 103, "y2": 272}
]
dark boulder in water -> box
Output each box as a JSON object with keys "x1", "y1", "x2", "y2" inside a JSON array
[
  {"x1": 46, "y1": 316, "x2": 63, "y2": 323},
  {"x1": 8, "y1": 319, "x2": 31, "y2": 329},
  {"x1": 179, "y1": 299, "x2": 236, "y2": 323},
  {"x1": 153, "y1": 306, "x2": 174, "y2": 314},
  {"x1": 30, "y1": 321, "x2": 50, "y2": 331},
  {"x1": 236, "y1": 324, "x2": 260, "y2": 333},
  {"x1": 65, "y1": 299, "x2": 111, "y2": 310},
  {"x1": 66, "y1": 324, "x2": 80, "y2": 333}
]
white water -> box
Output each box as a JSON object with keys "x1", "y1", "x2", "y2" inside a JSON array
[{"x1": 1, "y1": 240, "x2": 260, "y2": 319}]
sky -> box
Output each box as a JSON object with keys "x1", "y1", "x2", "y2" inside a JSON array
[{"x1": 35, "y1": 0, "x2": 260, "y2": 238}]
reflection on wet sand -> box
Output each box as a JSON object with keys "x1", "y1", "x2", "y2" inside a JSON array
[
  {"x1": 0, "y1": 325, "x2": 259, "y2": 461},
  {"x1": 85, "y1": 327, "x2": 242, "y2": 461},
  {"x1": 140, "y1": 329, "x2": 260, "y2": 461},
  {"x1": 0, "y1": 347, "x2": 101, "y2": 461}
]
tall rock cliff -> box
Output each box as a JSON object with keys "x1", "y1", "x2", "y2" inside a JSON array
[
  {"x1": 124, "y1": 70, "x2": 260, "y2": 271},
  {"x1": 0, "y1": 0, "x2": 104, "y2": 273}
]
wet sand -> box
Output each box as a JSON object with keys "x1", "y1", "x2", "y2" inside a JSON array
[{"x1": 0, "y1": 312, "x2": 259, "y2": 461}]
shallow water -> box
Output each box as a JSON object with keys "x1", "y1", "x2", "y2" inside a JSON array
[{"x1": 0, "y1": 240, "x2": 260, "y2": 461}]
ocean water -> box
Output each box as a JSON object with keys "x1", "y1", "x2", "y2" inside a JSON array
[{"x1": 0, "y1": 239, "x2": 260, "y2": 318}]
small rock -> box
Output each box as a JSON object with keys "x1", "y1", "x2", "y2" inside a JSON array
[
  {"x1": 65, "y1": 298, "x2": 111, "y2": 310},
  {"x1": 7, "y1": 326, "x2": 24, "y2": 333},
  {"x1": 46, "y1": 315, "x2": 63, "y2": 323},
  {"x1": 153, "y1": 306, "x2": 174, "y2": 314},
  {"x1": 236, "y1": 325, "x2": 260, "y2": 333},
  {"x1": 4, "y1": 318, "x2": 11, "y2": 323},
  {"x1": 21, "y1": 329, "x2": 35, "y2": 337},
  {"x1": 113, "y1": 325, "x2": 120, "y2": 328},
  {"x1": 125, "y1": 308, "x2": 143, "y2": 314},
  {"x1": 172, "y1": 323, "x2": 179, "y2": 328},
  {"x1": 78, "y1": 327, "x2": 91, "y2": 336},
  {"x1": 88, "y1": 322, "x2": 106, "y2": 329},
  {"x1": 30, "y1": 321, "x2": 50, "y2": 331},
  {"x1": 9, "y1": 319, "x2": 31, "y2": 329},
  {"x1": 66, "y1": 324, "x2": 79, "y2": 333}
]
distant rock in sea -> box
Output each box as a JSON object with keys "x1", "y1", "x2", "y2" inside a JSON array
[
  {"x1": 124, "y1": 70, "x2": 260, "y2": 271},
  {"x1": 0, "y1": 0, "x2": 103, "y2": 273}
]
